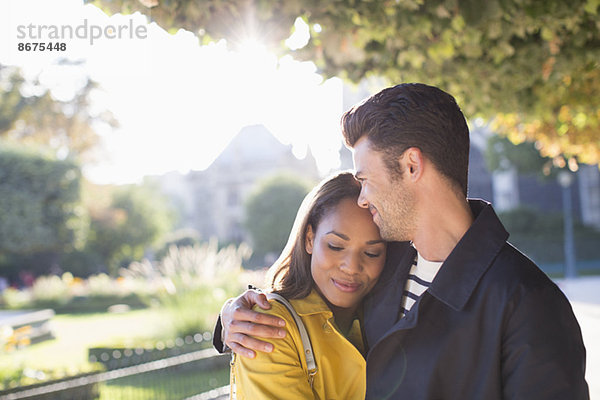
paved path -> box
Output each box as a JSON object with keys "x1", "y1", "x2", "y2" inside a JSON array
[{"x1": 556, "y1": 277, "x2": 600, "y2": 399}]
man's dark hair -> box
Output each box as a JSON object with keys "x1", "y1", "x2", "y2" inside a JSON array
[{"x1": 341, "y1": 83, "x2": 470, "y2": 196}]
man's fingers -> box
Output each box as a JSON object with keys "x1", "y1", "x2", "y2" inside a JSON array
[
  {"x1": 240, "y1": 290, "x2": 271, "y2": 310},
  {"x1": 228, "y1": 341, "x2": 256, "y2": 359},
  {"x1": 232, "y1": 307, "x2": 286, "y2": 328},
  {"x1": 227, "y1": 332, "x2": 275, "y2": 355},
  {"x1": 219, "y1": 289, "x2": 286, "y2": 359},
  {"x1": 252, "y1": 292, "x2": 271, "y2": 309},
  {"x1": 230, "y1": 320, "x2": 287, "y2": 339}
]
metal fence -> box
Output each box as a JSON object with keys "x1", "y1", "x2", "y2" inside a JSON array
[{"x1": 0, "y1": 347, "x2": 231, "y2": 400}]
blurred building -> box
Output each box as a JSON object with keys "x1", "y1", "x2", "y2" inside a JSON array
[
  {"x1": 468, "y1": 126, "x2": 600, "y2": 230},
  {"x1": 168, "y1": 124, "x2": 320, "y2": 244},
  {"x1": 578, "y1": 165, "x2": 600, "y2": 229}
]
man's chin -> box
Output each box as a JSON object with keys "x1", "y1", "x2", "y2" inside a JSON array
[
  {"x1": 380, "y1": 226, "x2": 408, "y2": 242},
  {"x1": 380, "y1": 230, "x2": 398, "y2": 242}
]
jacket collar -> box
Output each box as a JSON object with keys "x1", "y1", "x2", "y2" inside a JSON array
[
  {"x1": 290, "y1": 289, "x2": 333, "y2": 317},
  {"x1": 427, "y1": 199, "x2": 509, "y2": 311}
]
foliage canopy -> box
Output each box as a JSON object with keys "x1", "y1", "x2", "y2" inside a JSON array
[
  {"x1": 90, "y1": 0, "x2": 600, "y2": 165},
  {"x1": 0, "y1": 64, "x2": 118, "y2": 161}
]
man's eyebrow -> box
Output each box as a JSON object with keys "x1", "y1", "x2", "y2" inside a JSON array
[{"x1": 325, "y1": 230, "x2": 349, "y2": 240}]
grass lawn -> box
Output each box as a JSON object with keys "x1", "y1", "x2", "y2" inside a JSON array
[{"x1": 1, "y1": 308, "x2": 170, "y2": 373}]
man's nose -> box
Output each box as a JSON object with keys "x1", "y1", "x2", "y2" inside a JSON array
[{"x1": 357, "y1": 188, "x2": 369, "y2": 209}]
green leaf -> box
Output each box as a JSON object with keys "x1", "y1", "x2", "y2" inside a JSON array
[{"x1": 584, "y1": 0, "x2": 600, "y2": 14}]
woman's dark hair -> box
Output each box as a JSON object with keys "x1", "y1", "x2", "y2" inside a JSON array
[
  {"x1": 341, "y1": 83, "x2": 470, "y2": 196},
  {"x1": 267, "y1": 171, "x2": 362, "y2": 299}
]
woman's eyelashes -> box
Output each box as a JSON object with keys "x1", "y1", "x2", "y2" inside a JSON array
[
  {"x1": 328, "y1": 243, "x2": 343, "y2": 251},
  {"x1": 327, "y1": 243, "x2": 382, "y2": 258}
]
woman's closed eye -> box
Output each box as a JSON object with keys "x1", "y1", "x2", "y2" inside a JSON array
[
  {"x1": 365, "y1": 251, "x2": 382, "y2": 258},
  {"x1": 328, "y1": 244, "x2": 344, "y2": 251}
]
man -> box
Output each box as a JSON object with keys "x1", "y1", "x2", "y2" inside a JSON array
[{"x1": 214, "y1": 83, "x2": 589, "y2": 399}]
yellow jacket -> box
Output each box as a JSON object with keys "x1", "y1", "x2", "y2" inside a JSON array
[{"x1": 232, "y1": 290, "x2": 366, "y2": 399}]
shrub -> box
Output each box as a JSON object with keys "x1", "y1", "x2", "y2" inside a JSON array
[
  {"x1": 154, "y1": 228, "x2": 202, "y2": 261},
  {"x1": 122, "y1": 239, "x2": 251, "y2": 336},
  {"x1": 86, "y1": 274, "x2": 117, "y2": 297},
  {"x1": 0, "y1": 272, "x2": 148, "y2": 313},
  {"x1": 30, "y1": 274, "x2": 72, "y2": 307},
  {"x1": 1, "y1": 288, "x2": 32, "y2": 309}
]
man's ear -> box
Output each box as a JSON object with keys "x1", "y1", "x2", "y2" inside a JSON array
[
  {"x1": 305, "y1": 225, "x2": 315, "y2": 254},
  {"x1": 399, "y1": 147, "x2": 424, "y2": 182}
]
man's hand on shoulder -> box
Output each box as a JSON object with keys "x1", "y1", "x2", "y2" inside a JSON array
[{"x1": 222, "y1": 289, "x2": 287, "y2": 359}]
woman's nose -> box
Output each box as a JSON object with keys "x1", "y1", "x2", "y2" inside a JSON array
[{"x1": 340, "y1": 251, "x2": 362, "y2": 274}]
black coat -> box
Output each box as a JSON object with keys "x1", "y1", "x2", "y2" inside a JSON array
[{"x1": 363, "y1": 200, "x2": 589, "y2": 399}]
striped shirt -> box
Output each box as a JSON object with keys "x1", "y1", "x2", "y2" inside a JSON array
[{"x1": 400, "y1": 253, "x2": 443, "y2": 318}]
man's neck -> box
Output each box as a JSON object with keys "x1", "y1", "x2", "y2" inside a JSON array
[{"x1": 411, "y1": 192, "x2": 473, "y2": 263}]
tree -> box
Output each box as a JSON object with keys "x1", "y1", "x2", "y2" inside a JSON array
[
  {"x1": 0, "y1": 64, "x2": 118, "y2": 161},
  {"x1": 84, "y1": 182, "x2": 175, "y2": 274},
  {"x1": 244, "y1": 174, "x2": 312, "y2": 260},
  {"x1": 90, "y1": 0, "x2": 600, "y2": 165},
  {"x1": 485, "y1": 133, "x2": 553, "y2": 176},
  {"x1": 0, "y1": 146, "x2": 85, "y2": 255},
  {"x1": 0, "y1": 67, "x2": 28, "y2": 133},
  {"x1": 0, "y1": 146, "x2": 86, "y2": 281}
]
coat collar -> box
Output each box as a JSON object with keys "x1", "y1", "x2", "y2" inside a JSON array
[
  {"x1": 290, "y1": 289, "x2": 333, "y2": 317},
  {"x1": 426, "y1": 199, "x2": 509, "y2": 311}
]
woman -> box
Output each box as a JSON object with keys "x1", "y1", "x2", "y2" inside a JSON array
[{"x1": 231, "y1": 172, "x2": 386, "y2": 399}]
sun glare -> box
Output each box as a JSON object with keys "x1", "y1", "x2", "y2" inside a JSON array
[
  {"x1": 237, "y1": 38, "x2": 271, "y2": 63},
  {"x1": 1, "y1": 0, "x2": 344, "y2": 184},
  {"x1": 285, "y1": 17, "x2": 310, "y2": 50}
]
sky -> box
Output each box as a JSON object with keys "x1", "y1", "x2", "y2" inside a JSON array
[{"x1": 0, "y1": 0, "x2": 347, "y2": 184}]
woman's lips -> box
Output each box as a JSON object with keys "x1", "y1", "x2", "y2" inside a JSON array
[{"x1": 332, "y1": 279, "x2": 362, "y2": 292}]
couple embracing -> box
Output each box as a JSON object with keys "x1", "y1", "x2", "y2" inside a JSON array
[{"x1": 215, "y1": 83, "x2": 589, "y2": 400}]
